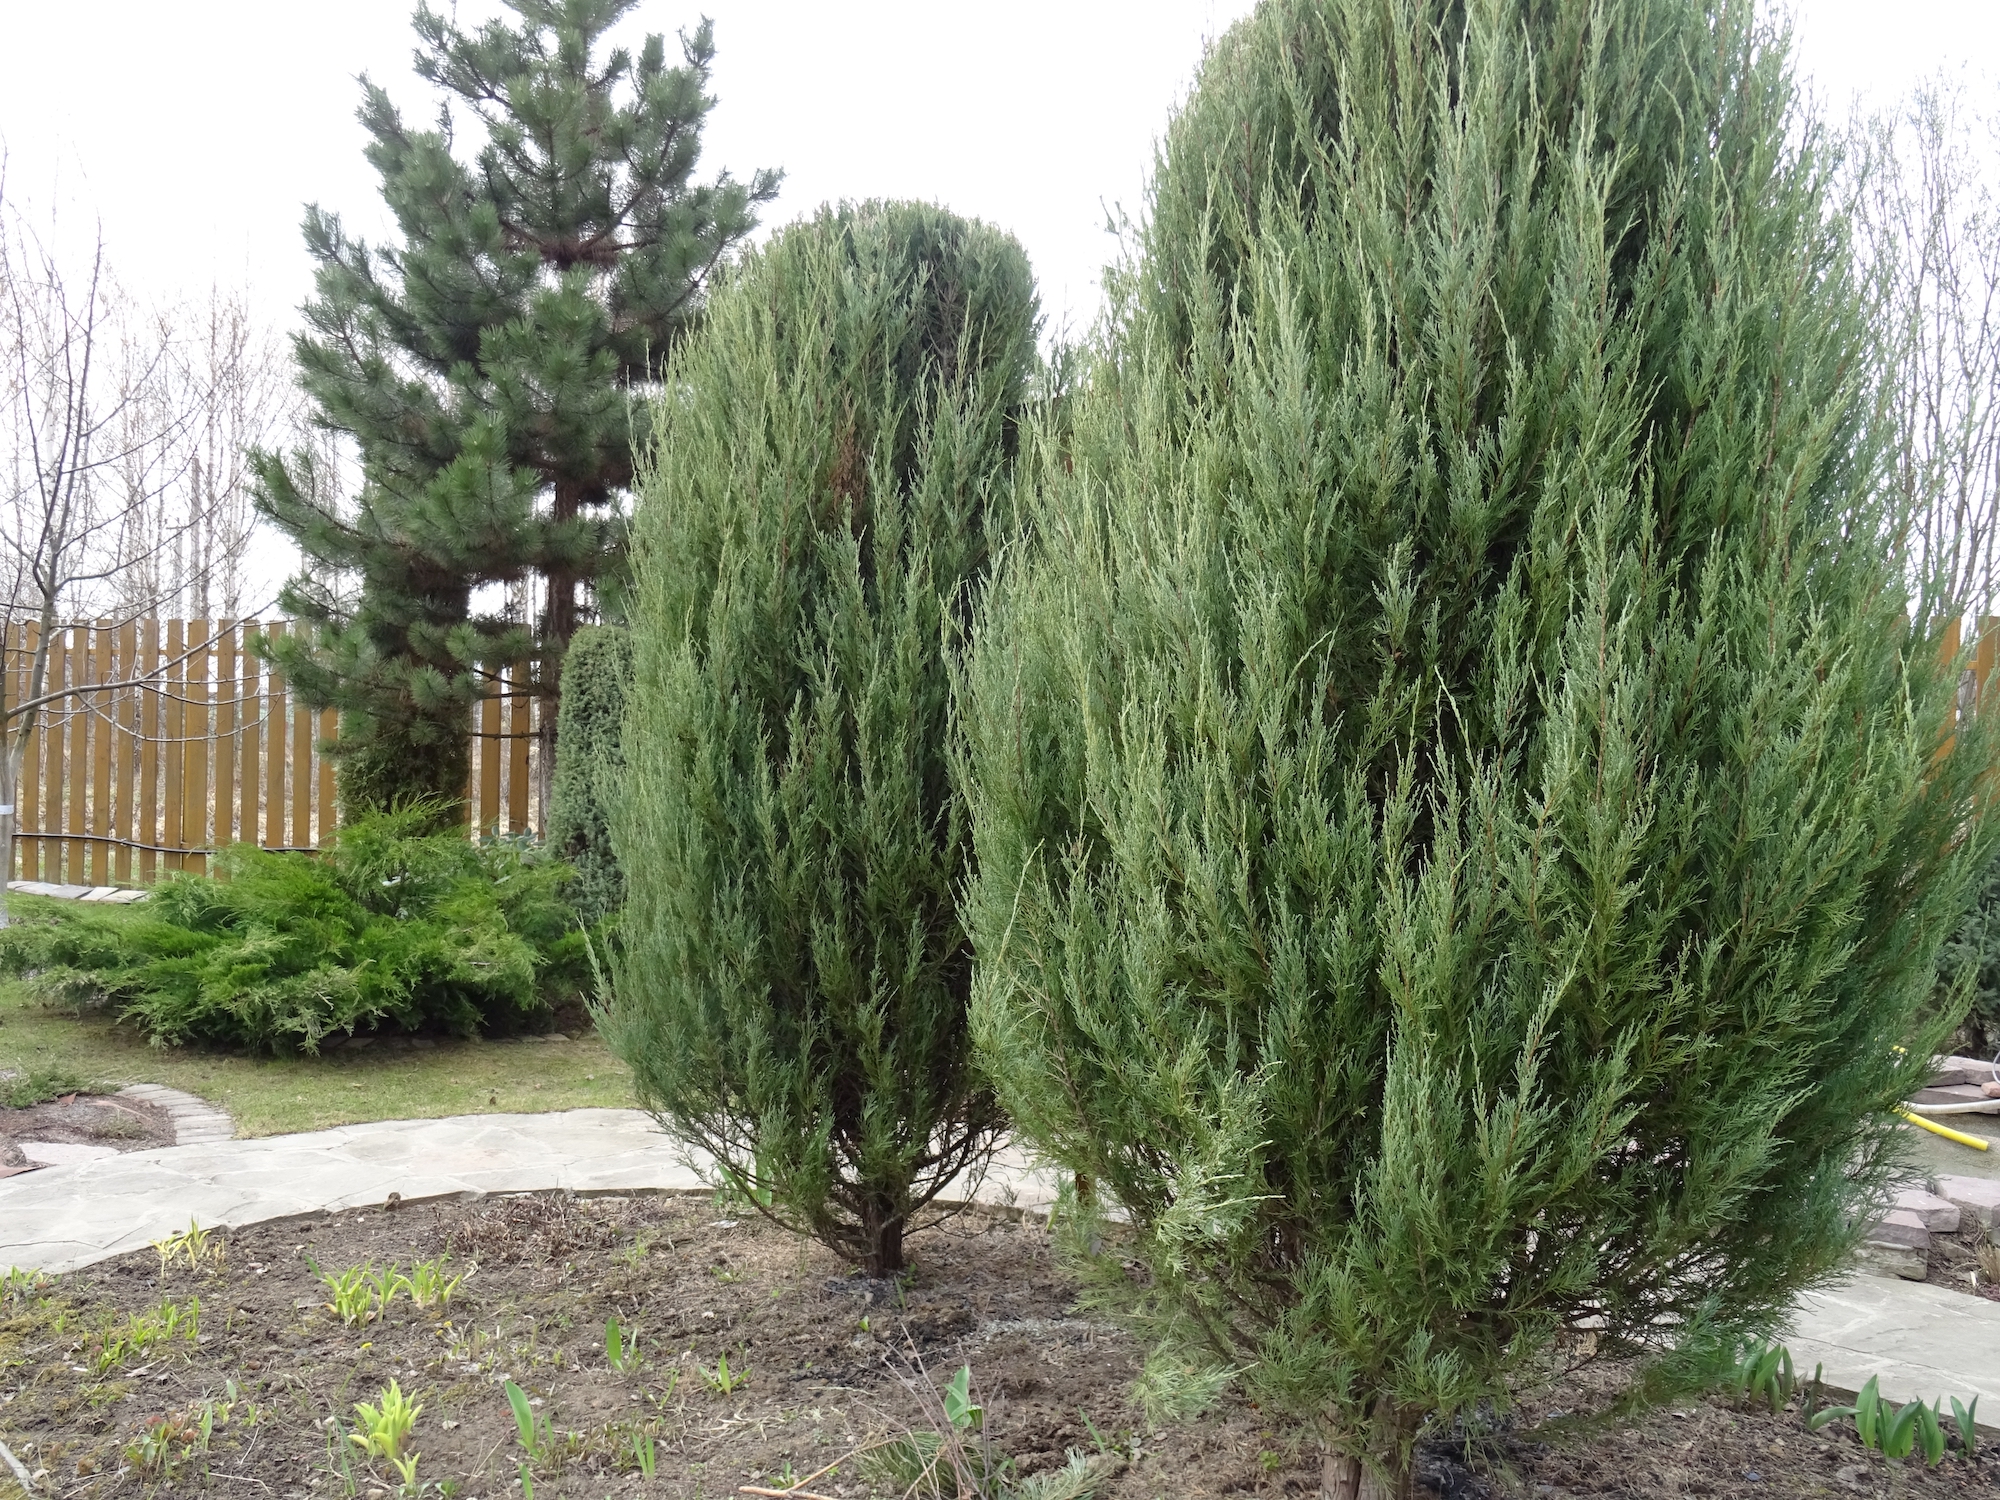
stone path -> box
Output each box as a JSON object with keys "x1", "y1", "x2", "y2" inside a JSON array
[
  {"x1": 7, "y1": 880, "x2": 146, "y2": 904},
  {"x1": 115, "y1": 1082, "x2": 234, "y2": 1145},
  {"x1": 0, "y1": 1107, "x2": 1059, "y2": 1275},
  {"x1": 1786, "y1": 1275, "x2": 2000, "y2": 1414},
  {"x1": 5, "y1": 1083, "x2": 235, "y2": 1172},
  {"x1": 1, "y1": 1101, "x2": 1993, "y2": 1423}
]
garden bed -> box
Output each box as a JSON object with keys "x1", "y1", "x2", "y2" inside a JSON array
[
  {"x1": 0, "y1": 1086, "x2": 174, "y2": 1176},
  {"x1": 1, "y1": 1194, "x2": 1994, "y2": 1499}
]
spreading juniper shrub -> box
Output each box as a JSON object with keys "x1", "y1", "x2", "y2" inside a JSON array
[{"x1": 0, "y1": 808, "x2": 589, "y2": 1051}]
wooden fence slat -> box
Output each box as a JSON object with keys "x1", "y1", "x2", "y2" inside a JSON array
[
  {"x1": 44, "y1": 625, "x2": 67, "y2": 884},
  {"x1": 479, "y1": 688, "x2": 501, "y2": 833},
  {"x1": 164, "y1": 620, "x2": 185, "y2": 873},
  {"x1": 139, "y1": 621, "x2": 159, "y2": 882},
  {"x1": 13, "y1": 625, "x2": 33, "y2": 881},
  {"x1": 63, "y1": 626, "x2": 85, "y2": 884},
  {"x1": 264, "y1": 623, "x2": 288, "y2": 848},
  {"x1": 508, "y1": 664, "x2": 530, "y2": 834},
  {"x1": 240, "y1": 622, "x2": 261, "y2": 850},
  {"x1": 1978, "y1": 616, "x2": 1999, "y2": 708},
  {"x1": 316, "y1": 708, "x2": 336, "y2": 846},
  {"x1": 292, "y1": 673, "x2": 312, "y2": 852},
  {"x1": 89, "y1": 622, "x2": 111, "y2": 885},
  {"x1": 183, "y1": 619, "x2": 210, "y2": 876},
  {"x1": 113, "y1": 620, "x2": 136, "y2": 884},
  {"x1": 214, "y1": 621, "x2": 237, "y2": 852}
]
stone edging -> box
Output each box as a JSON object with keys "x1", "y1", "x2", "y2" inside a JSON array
[
  {"x1": 7, "y1": 880, "x2": 147, "y2": 904},
  {"x1": 114, "y1": 1084, "x2": 233, "y2": 1145}
]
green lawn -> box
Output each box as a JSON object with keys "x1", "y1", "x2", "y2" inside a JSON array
[{"x1": 0, "y1": 895, "x2": 637, "y2": 1138}]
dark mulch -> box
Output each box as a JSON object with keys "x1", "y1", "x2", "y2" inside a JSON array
[
  {"x1": 1, "y1": 1193, "x2": 1994, "y2": 1498},
  {"x1": 0, "y1": 1091, "x2": 174, "y2": 1174}
]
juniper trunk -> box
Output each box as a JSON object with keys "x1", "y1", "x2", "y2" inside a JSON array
[
  {"x1": 958, "y1": 0, "x2": 1997, "y2": 1491},
  {"x1": 602, "y1": 202, "x2": 1039, "y2": 1273}
]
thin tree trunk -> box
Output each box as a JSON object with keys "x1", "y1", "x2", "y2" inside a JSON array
[
  {"x1": 0, "y1": 740, "x2": 17, "y2": 931},
  {"x1": 860, "y1": 1192, "x2": 906, "y2": 1278},
  {"x1": 1321, "y1": 1451, "x2": 1406, "y2": 1500},
  {"x1": 539, "y1": 478, "x2": 584, "y2": 832}
]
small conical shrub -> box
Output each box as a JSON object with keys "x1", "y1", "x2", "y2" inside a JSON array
[
  {"x1": 547, "y1": 624, "x2": 634, "y2": 926},
  {"x1": 603, "y1": 201, "x2": 1039, "y2": 1274},
  {"x1": 960, "y1": 1, "x2": 1995, "y2": 1494}
]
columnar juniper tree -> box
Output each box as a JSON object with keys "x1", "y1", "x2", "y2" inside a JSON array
[
  {"x1": 960, "y1": 1, "x2": 1996, "y2": 1495},
  {"x1": 547, "y1": 623, "x2": 632, "y2": 925},
  {"x1": 603, "y1": 202, "x2": 1039, "y2": 1275},
  {"x1": 254, "y1": 0, "x2": 774, "y2": 817}
]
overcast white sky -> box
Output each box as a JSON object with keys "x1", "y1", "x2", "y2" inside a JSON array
[{"x1": 4, "y1": 0, "x2": 1995, "y2": 341}]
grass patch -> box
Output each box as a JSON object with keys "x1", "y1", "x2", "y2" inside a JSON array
[
  {"x1": 1, "y1": 1062, "x2": 99, "y2": 1108},
  {"x1": 0, "y1": 893, "x2": 632, "y2": 1136}
]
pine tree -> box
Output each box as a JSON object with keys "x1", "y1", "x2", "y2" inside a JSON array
[
  {"x1": 959, "y1": 2, "x2": 1996, "y2": 1495},
  {"x1": 601, "y1": 201, "x2": 1039, "y2": 1275},
  {"x1": 254, "y1": 0, "x2": 775, "y2": 818}
]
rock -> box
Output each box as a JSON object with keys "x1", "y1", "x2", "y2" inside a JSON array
[
  {"x1": 1892, "y1": 1188, "x2": 1962, "y2": 1233},
  {"x1": 1929, "y1": 1174, "x2": 2000, "y2": 1229},
  {"x1": 1865, "y1": 1208, "x2": 1930, "y2": 1252},
  {"x1": 1853, "y1": 1240, "x2": 1928, "y2": 1280},
  {"x1": 1931, "y1": 1055, "x2": 1998, "y2": 1088}
]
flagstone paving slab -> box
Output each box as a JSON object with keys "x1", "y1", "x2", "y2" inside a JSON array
[
  {"x1": 1785, "y1": 1273, "x2": 2000, "y2": 1417},
  {"x1": 0, "y1": 1107, "x2": 1061, "y2": 1276}
]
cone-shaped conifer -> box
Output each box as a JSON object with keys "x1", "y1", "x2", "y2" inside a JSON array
[
  {"x1": 960, "y1": 2, "x2": 1997, "y2": 1494},
  {"x1": 254, "y1": 0, "x2": 774, "y2": 817},
  {"x1": 603, "y1": 202, "x2": 1038, "y2": 1275}
]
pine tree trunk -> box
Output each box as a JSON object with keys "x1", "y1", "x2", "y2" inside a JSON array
[{"x1": 540, "y1": 478, "x2": 582, "y2": 832}]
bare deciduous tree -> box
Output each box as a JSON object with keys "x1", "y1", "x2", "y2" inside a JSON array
[
  {"x1": 1856, "y1": 79, "x2": 2000, "y2": 620},
  {"x1": 0, "y1": 177, "x2": 294, "y2": 923}
]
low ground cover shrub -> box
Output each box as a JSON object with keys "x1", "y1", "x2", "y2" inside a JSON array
[
  {"x1": 1, "y1": 1063, "x2": 98, "y2": 1107},
  {"x1": 0, "y1": 809, "x2": 589, "y2": 1052}
]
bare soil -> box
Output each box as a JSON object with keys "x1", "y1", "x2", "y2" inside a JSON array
[
  {"x1": 0, "y1": 1091, "x2": 173, "y2": 1174},
  {"x1": 1, "y1": 1193, "x2": 1995, "y2": 1498}
]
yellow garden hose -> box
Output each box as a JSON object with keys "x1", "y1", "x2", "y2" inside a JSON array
[{"x1": 1898, "y1": 1108, "x2": 1992, "y2": 1151}]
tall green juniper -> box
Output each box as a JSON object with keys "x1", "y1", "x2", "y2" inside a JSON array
[
  {"x1": 254, "y1": 0, "x2": 773, "y2": 817},
  {"x1": 604, "y1": 202, "x2": 1039, "y2": 1274},
  {"x1": 959, "y1": 1, "x2": 1997, "y2": 1494}
]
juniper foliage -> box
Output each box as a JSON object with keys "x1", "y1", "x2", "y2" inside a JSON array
[
  {"x1": 601, "y1": 202, "x2": 1039, "y2": 1274},
  {"x1": 547, "y1": 624, "x2": 633, "y2": 926},
  {"x1": 0, "y1": 810, "x2": 587, "y2": 1052},
  {"x1": 959, "y1": 1, "x2": 1996, "y2": 1494}
]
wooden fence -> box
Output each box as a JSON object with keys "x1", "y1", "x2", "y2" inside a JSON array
[{"x1": 4, "y1": 620, "x2": 544, "y2": 885}]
